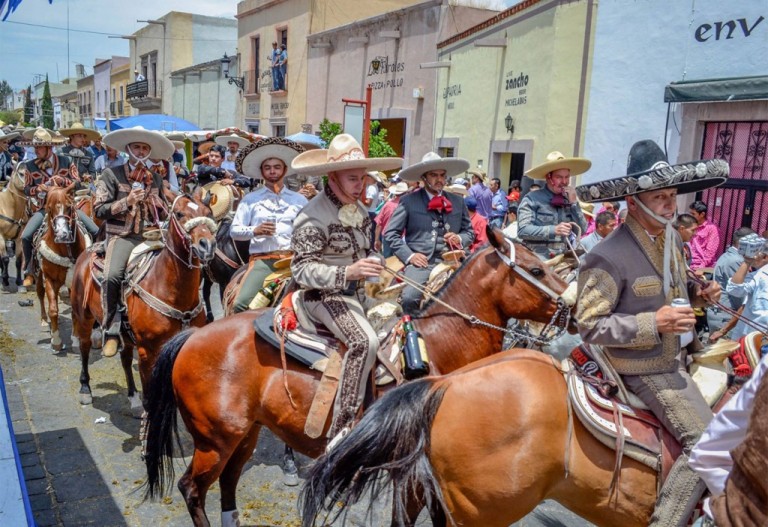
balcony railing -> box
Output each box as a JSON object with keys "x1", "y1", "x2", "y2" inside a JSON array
[
  {"x1": 126, "y1": 79, "x2": 162, "y2": 100},
  {"x1": 118, "y1": 101, "x2": 124, "y2": 114},
  {"x1": 109, "y1": 102, "x2": 116, "y2": 116}
]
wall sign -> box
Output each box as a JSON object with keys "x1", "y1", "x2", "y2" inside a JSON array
[
  {"x1": 504, "y1": 70, "x2": 528, "y2": 107},
  {"x1": 271, "y1": 102, "x2": 289, "y2": 117},
  {"x1": 694, "y1": 16, "x2": 764, "y2": 42},
  {"x1": 246, "y1": 101, "x2": 260, "y2": 118},
  {"x1": 367, "y1": 56, "x2": 405, "y2": 90}
]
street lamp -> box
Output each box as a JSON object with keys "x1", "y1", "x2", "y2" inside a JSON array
[
  {"x1": 220, "y1": 53, "x2": 245, "y2": 90},
  {"x1": 505, "y1": 114, "x2": 514, "y2": 135}
]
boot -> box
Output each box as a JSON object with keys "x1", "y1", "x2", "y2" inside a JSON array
[{"x1": 102, "y1": 337, "x2": 120, "y2": 358}]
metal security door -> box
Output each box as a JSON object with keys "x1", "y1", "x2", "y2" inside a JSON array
[{"x1": 699, "y1": 121, "x2": 768, "y2": 254}]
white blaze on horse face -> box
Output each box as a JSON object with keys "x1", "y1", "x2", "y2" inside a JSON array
[{"x1": 54, "y1": 215, "x2": 71, "y2": 241}]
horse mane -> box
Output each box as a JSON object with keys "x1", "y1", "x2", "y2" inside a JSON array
[{"x1": 411, "y1": 247, "x2": 487, "y2": 318}]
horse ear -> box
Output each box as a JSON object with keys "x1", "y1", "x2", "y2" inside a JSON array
[{"x1": 487, "y1": 225, "x2": 506, "y2": 251}]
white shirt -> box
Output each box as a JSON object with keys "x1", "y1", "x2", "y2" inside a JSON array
[
  {"x1": 221, "y1": 150, "x2": 239, "y2": 172},
  {"x1": 689, "y1": 353, "x2": 768, "y2": 516},
  {"x1": 726, "y1": 265, "x2": 768, "y2": 340},
  {"x1": 230, "y1": 185, "x2": 307, "y2": 255},
  {"x1": 365, "y1": 183, "x2": 380, "y2": 212}
]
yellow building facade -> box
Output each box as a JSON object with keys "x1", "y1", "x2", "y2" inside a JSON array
[
  {"x1": 236, "y1": 0, "x2": 422, "y2": 136},
  {"x1": 110, "y1": 63, "x2": 132, "y2": 119},
  {"x1": 435, "y1": 0, "x2": 595, "y2": 189}
]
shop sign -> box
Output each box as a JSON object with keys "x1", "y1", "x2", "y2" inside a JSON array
[
  {"x1": 442, "y1": 84, "x2": 461, "y2": 98},
  {"x1": 246, "y1": 101, "x2": 260, "y2": 118},
  {"x1": 694, "y1": 16, "x2": 764, "y2": 42},
  {"x1": 367, "y1": 56, "x2": 405, "y2": 90},
  {"x1": 504, "y1": 70, "x2": 528, "y2": 107},
  {"x1": 259, "y1": 69, "x2": 272, "y2": 92},
  {"x1": 271, "y1": 102, "x2": 289, "y2": 117}
]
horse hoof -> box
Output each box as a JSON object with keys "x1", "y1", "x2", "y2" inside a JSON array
[
  {"x1": 52, "y1": 342, "x2": 63, "y2": 352},
  {"x1": 283, "y1": 472, "x2": 299, "y2": 486},
  {"x1": 41, "y1": 320, "x2": 49, "y2": 328},
  {"x1": 79, "y1": 393, "x2": 93, "y2": 406},
  {"x1": 91, "y1": 331, "x2": 103, "y2": 350}
]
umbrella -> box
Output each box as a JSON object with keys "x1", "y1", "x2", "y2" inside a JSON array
[
  {"x1": 286, "y1": 132, "x2": 325, "y2": 148},
  {"x1": 105, "y1": 114, "x2": 200, "y2": 132}
]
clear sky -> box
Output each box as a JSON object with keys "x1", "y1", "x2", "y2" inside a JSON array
[{"x1": 0, "y1": 0, "x2": 517, "y2": 91}]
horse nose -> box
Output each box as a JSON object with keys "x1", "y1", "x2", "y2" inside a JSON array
[{"x1": 196, "y1": 238, "x2": 216, "y2": 262}]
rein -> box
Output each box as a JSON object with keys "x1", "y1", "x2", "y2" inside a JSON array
[
  {"x1": 162, "y1": 198, "x2": 217, "y2": 269},
  {"x1": 687, "y1": 269, "x2": 768, "y2": 335},
  {"x1": 393, "y1": 239, "x2": 572, "y2": 346}
]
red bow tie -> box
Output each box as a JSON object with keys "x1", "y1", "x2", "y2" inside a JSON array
[{"x1": 427, "y1": 195, "x2": 453, "y2": 214}]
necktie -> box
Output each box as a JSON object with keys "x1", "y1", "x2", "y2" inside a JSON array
[{"x1": 428, "y1": 195, "x2": 453, "y2": 214}]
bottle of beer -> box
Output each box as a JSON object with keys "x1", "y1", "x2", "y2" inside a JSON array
[
  {"x1": 401, "y1": 315, "x2": 429, "y2": 380},
  {"x1": 249, "y1": 281, "x2": 279, "y2": 310}
]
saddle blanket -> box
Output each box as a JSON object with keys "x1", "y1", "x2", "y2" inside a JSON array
[{"x1": 253, "y1": 309, "x2": 339, "y2": 371}]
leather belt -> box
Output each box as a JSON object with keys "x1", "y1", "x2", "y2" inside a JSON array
[{"x1": 249, "y1": 250, "x2": 293, "y2": 262}]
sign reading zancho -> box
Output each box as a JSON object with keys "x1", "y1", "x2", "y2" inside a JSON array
[
  {"x1": 504, "y1": 70, "x2": 528, "y2": 107},
  {"x1": 367, "y1": 56, "x2": 405, "y2": 90}
]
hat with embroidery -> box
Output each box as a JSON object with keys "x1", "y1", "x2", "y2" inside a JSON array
[
  {"x1": 18, "y1": 127, "x2": 68, "y2": 147},
  {"x1": 237, "y1": 136, "x2": 305, "y2": 179},
  {"x1": 525, "y1": 151, "x2": 591, "y2": 180},
  {"x1": 575, "y1": 140, "x2": 729, "y2": 203},
  {"x1": 215, "y1": 133, "x2": 250, "y2": 149},
  {"x1": 397, "y1": 151, "x2": 469, "y2": 182},
  {"x1": 59, "y1": 122, "x2": 101, "y2": 142},
  {"x1": 102, "y1": 126, "x2": 175, "y2": 161},
  {"x1": 291, "y1": 133, "x2": 403, "y2": 175}
]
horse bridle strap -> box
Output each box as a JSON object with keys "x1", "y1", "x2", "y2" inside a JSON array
[
  {"x1": 494, "y1": 238, "x2": 565, "y2": 302},
  {"x1": 127, "y1": 279, "x2": 204, "y2": 329}
]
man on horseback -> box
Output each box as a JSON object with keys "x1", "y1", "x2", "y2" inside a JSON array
[
  {"x1": 94, "y1": 128, "x2": 176, "y2": 358},
  {"x1": 59, "y1": 123, "x2": 98, "y2": 179},
  {"x1": 383, "y1": 152, "x2": 473, "y2": 314},
  {"x1": 230, "y1": 137, "x2": 307, "y2": 313},
  {"x1": 0, "y1": 129, "x2": 19, "y2": 182},
  {"x1": 517, "y1": 151, "x2": 591, "y2": 260},
  {"x1": 575, "y1": 140, "x2": 728, "y2": 527},
  {"x1": 19, "y1": 127, "x2": 100, "y2": 288},
  {"x1": 290, "y1": 134, "x2": 402, "y2": 442}
]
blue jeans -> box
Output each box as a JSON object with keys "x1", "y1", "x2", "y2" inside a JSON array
[{"x1": 272, "y1": 67, "x2": 280, "y2": 91}]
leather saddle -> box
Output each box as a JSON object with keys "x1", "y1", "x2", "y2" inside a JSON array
[
  {"x1": 88, "y1": 239, "x2": 164, "y2": 286},
  {"x1": 563, "y1": 340, "x2": 759, "y2": 484}
]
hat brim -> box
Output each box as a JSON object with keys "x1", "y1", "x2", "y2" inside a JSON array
[
  {"x1": 198, "y1": 141, "x2": 215, "y2": 155},
  {"x1": 215, "y1": 135, "x2": 250, "y2": 149},
  {"x1": 292, "y1": 148, "x2": 403, "y2": 176},
  {"x1": 444, "y1": 184, "x2": 468, "y2": 196},
  {"x1": 525, "y1": 158, "x2": 592, "y2": 180},
  {"x1": 576, "y1": 159, "x2": 729, "y2": 203},
  {"x1": 397, "y1": 158, "x2": 470, "y2": 182},
  {"x1": 59, "y1": 127, "x2": 101, "y2": 142},
  {"x1": 103, "y1": 129, "x2": 175, "y2": 160},
  {"x1": 237, "y1": 138, "x2": 305, "y2": 179},
  {"x1": 0, "y1": 132, "x2": 20, "y2": 141},
  {"x1": 202, "y1": 182, "x2": 233, "y2": 220}
]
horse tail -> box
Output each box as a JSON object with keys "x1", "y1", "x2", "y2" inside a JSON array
[
  {"x1": 299, "y1": 378, "x2": 449, "y2": 527},
  {"x1": 144, "y1": 327, "x2": 196, "y2": 501}
]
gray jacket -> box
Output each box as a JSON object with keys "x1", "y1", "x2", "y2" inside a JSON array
[
  {"x1": 517, "y1": 186, "x2": 587, "y2": 256},
  {"x1": 384, "y1": 188, "x2": 473, "y2": 265}
]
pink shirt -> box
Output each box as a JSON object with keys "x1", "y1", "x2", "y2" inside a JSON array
[
  {"x1": 374, "y1": 198, "x2": 399, "y2": 233},
  {"x1": 690, "y1": 219, "x2": 721, "y2": 270}
]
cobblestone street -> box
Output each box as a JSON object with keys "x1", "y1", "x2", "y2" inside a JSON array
[{"x1": 0, "y1": 279, "x2": 590, "y2": 527}]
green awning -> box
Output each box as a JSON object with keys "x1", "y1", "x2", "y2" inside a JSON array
[{"x1": 664, "y1": 75, "x2": 768, "y2": 103}]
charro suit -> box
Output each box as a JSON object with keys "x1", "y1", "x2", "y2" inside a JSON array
[{"x1": 383, "y1": 188, "x2": 473, "y2": 313}]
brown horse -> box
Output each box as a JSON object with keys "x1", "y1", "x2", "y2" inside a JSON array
[
  {"x1": 0, "y1": 164, "x2": 28, "y2": 291},
  {"x1": 300, "y1": 349, "x2": 662, "y2": 527},
  {"x1": 143, "y1": 228, "x2": 577, "y2": 527},
  {"x1": 35, "y1": 184, "x2": 89, "y2": 351},
  {"x1": 70, "y1": 192, "x2": 217, "y2": 411}
]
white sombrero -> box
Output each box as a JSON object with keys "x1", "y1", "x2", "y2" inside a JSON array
[
  {"x1": 444, "y1": 183, "x2": 468, "y2": 196},
  {"x1": 388, "y1": 182, "x2": 409, "y2": 196},
  {"x1": 215, "y1": 133, "x2": 250, "y2": 149},
  {"x1": 236, "y1": 137, "x2": 306, "y2": 179},
  {"x1": 525, "y1": 151, "x2": 591, "y2": 180},
  {"x1": 59, "y1": 122, "x2": 101, "y2": 142},
  {"x1": 102, "y1": 127, "x2": 175, "y2": 161},
  {"x1": 291, "y1": 133, "x2": 403, "y2": 175},
  {"x1": 397, "y1": 152, "x2": 470, "y2": 182},
  {"x1": 19, "y1": 127, "x2": 68, "y2": 147},
  {"x1": 0, "y1": 129, "x2": 20, "y2": 141}
]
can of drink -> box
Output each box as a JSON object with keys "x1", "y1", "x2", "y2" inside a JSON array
[
  {"x1": 670, "y1": 298, "x2": 691, "y2": 336},
  {"x1": 131, "y1": 181, "x2": 144, "y2": 191},
  {"x1": 365, "y1": 254, "x2": 383, "y2": 283}
]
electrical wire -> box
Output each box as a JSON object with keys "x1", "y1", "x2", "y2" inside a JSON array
[{"x1": 4, "y1": 20, "x2": 236, "y2": 41}]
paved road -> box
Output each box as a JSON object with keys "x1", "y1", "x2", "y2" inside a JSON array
[{"x1": 0, "y1": 273, "x2": 593, "y2": 527}]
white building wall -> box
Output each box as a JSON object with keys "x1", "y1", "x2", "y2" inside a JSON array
[
  {"x1": 94, "y1": 61, "x2": 112, "y2": 120},
  {"x1": 583, "y1": 0, "x2": 767, "y2": 184}
]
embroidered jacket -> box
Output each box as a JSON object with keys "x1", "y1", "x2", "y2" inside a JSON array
[
  {"x1": 290, "y1": 186, "x2": 371, "y2": 292},
  {"x1": 22, "y1": 155, "x2": 79, "y2": 212},
  {"x1": 61, "y1": 144, "x2": 95, "y2": 176},
  {"x1": 576, "y1": 215, "x2": 701, "y2": 375},
  {"x1": 94, "y1": 163, "x2": 166, "y2": 236}
]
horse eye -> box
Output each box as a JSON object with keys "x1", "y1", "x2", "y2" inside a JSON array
[
  {"x1": 530, "y1": 268, "x2": 544, "y2": 278},
  {"x1": 175, "y1": 211, "x2": 184, "y2": 220}
]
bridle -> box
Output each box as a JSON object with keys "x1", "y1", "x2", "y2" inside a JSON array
[
  {"x1": 394, "y1": 237, "x2": 573, "y2": 346},
  {"x1": 50, "y1": 198, "x2": 77, "y2": 245},
  {"x1": 163, "y1": 195, "x2": 217, "y2": 269}
]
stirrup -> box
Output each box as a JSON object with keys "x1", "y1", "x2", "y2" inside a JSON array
[{"x1": 325, "y1": 427, "x2": 350, "y2": 453}]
